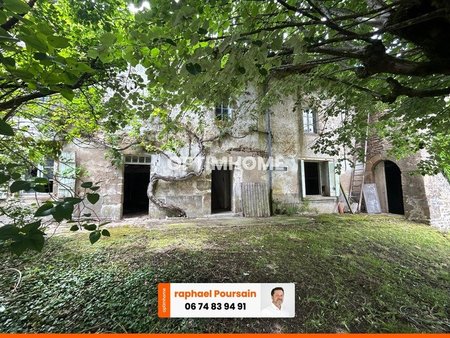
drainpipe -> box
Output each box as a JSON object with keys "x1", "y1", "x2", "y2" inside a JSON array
[{"x1": 263, "y1": 78, "x2": 273, "y2": 215}]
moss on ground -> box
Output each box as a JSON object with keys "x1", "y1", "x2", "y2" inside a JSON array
[{"x1": 0, "y1": 214, "x2": 449, "y2": 333}]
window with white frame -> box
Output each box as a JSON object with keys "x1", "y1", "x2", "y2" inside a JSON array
[
  {"x1": 215, "y1": 103, "x2": 233, "y2": 121},
  {"x1": 27, "y1": 158, "x2": 55, "y2": 193},
  {"x1": 303, "y1": 108, "x2": 317, "y2": 133},
  {"x1": 299, "y1": 160, "x2": 339, "y2": 197},
  {"x1": 124, "y1": 155, "x2": 151, "y2": 165}
]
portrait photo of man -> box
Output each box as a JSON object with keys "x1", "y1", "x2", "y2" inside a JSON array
[{"x1": 260, "y1": 286, "x2": 292, "y2": 317}]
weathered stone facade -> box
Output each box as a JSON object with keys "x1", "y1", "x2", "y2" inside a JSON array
[
  {"x1": 13, "y1": 93, "x2": 447, "y2": 232},
  {"x1": 58, "y1": 95, "x2": 342, "y2": 220},
  {"x1": 364, "y1": 138, "x2": 450, "y2": 231}
]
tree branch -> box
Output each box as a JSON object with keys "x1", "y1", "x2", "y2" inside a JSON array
[
  {"x1": 1, "y1": 72, "x2": 93, "y2": 119},
  {"x1": 147, "y1": 128, "x2": 207, "y2": 217},
  {"x1": 381, "y1": 77, "x2": 450, "y2": 103},
  {"x1": 270, "y1": 56, "x2": 347, "y2": 78}
]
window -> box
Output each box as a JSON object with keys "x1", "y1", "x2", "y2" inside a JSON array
[
  {"x1": 303, "y1": 109, "x2": 317, "y2": 133},
  {"x1": 27, "y1": 158, "x2": 55, "y2": 193},
  {"x1": 124, "y1": 155, "x2": 151, "y2": 165},
  {"x1": 215, "y1": 103, "x2": 232, "y2": 121},
  {"x1": 299, "y1": 160, "x2": 339, "y2": 197}
]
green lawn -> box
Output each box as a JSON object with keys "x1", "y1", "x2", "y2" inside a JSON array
[{"x1": 0, "y1": 214, "x2": 449, "y2": 333}]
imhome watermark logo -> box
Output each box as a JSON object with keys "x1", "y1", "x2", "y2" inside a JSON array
[{"x1": 166, "y1": 155, "x2": 287, "y2": 171}]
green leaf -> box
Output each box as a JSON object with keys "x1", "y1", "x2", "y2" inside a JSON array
[
  {"x1": 163, "y1": 38, "x2": 176, "y2": 46},
  {"x1": 0, "y1": 224, "x2": 19, "y2": 241},
  {"x1": 90, "y1": 186, "x2": 100, "y2": 191},
  {"x1": 150, "y1": 47, "x2": 160, "y2": 58},
  {"x1": 33, "y1": 185, "x2": 47, "y2": 193},
  {"x1": 101, "y1": 229, "x2": 110, "y2": 237},
  {"x1": 0, "y1": 172, "x2": 10, "y2": 184},
  {"x1": 11, "y1": 232, "x2": 45, "y2": 256},
  {"x1": 0, "y1": 12, "x2": 7, "y2": 25},
  {"x1": 22, "y1": 220, "x2": 41, "y2": 233},
  {"x1": 73, "y1": 63, "x2": 94, "y2": 73},
  {"x1": 33, "y1": 52, "x2": 50, "y2": 61},
  {"x1": 34, "y1": 177, "x2": 49, "y2": 184},
  {"x1": 28, "y1": 232, "x2": 45, "y2": 251},
  {"x1": 0, "y1": 55, "x2": 16, "y2": 67},
  {"x1": 47, "y1": 35, "x2": 70, "y2": 48},
  {"x1": 64, "y1": 197, "x2": 83, "y2": 204},
  {"x1": 3, "y1": 0, "x2": 30, "y2": 14},
  {"x1": 20, "y1": 33, "x2": 49, "y2": 52},
  {"x1": 10, "y1": 240, "x2": 29, "y2": 256},
  {"x1": 35, "y1": 203, "x2": 54, "y2": 217},
  {"x1": 53, "y1": 203, "x2": 74, "y2": 221},
  {"x1": 89, "y1": 230, "x2": 101, "y2": 244},
  {"x1": 83, "y1": 223, "x2": 96, "y2": 231},
  {"x1": 100, "y1": 32, "x2": 117, "y2": 47},
  {"x1": 0, "y1": 119, "x2": 14, "y2": 136},
  {"x1": 11, "y1": 172, "x2": 21, "y2": 180},
  {"x1": 59, "y1": 87, "x2": 75, "y2": 101},
  {"x1": 186, "y1": 62, "x2": 202, "y2": 75},
  {"x1": 81, "y1": 181, "x2": 93, "y2": 188},
  {"x1": 87, "y1": 193, "x2": 100, "y2": 204},
  {"x1": 10, "y1": 180, "x2": 30, "y2": 193},
  {"x1": 10, "y1": 223, "x2": 45, "y2": 256},
  {"x1": 83, "y1": 213, "x2": 92, "y2": 217},
  {"x1": 70, "y1": 225, "x2": 79, "y2": 231}
]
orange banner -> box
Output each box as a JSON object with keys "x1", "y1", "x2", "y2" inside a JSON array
[{"x1": 158, "y1": 283, "x2": 171, "y2": 318}]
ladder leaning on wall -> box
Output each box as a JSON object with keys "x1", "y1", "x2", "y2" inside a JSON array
[{"x1": 348, "y1": 114, "x2": 370, "y2": 213}]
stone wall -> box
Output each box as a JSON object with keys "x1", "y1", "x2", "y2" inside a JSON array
[
  {"x1": 63, "y1": 143, "x2": 124, "y2": 221},
  {"x1": 269, "y1": 96, "x2": 341, "y2": 213},
  {"x1": 424, "y1": 173, "x2": 450, "y2": 231}
]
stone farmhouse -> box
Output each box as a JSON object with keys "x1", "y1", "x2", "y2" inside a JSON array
[{"x1": 7, "y1": 95, "x2": 450, "y2": 232}]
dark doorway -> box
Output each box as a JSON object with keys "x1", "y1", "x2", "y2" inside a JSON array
[
  {"x1": 304, "y1": 162, "x2": 320, "y2": 195},
  {"x1": 211, "y1": 168, "x2": 232, "y2": 213},
  {"x1": 123, "y1": 164, "x2": 150, "y2": 216},
  {"x1": 384, "y1": 161, "x2": 404, "y2": 215}
]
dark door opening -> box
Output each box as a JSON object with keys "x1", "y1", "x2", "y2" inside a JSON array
[
  {"x1": 304, "y1": 162, "x2": 320, "y2": 195},
  {"x1": 123, "y1": 164, "x2": 150, "y2": 216},
  {"x1": 384, "y1": 161, "x2": 404, "y2": 215},
  {"x1": 211, "y1": 168, "x2": 232, "y2": 213}
]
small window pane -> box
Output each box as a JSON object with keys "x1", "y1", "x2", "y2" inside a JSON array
[
  {"x1": 215, "y1": 103, "x2": 232, "y2": 120},
  {"x1": 303, "y1": 109, "x2": 317, "y2": 133}
]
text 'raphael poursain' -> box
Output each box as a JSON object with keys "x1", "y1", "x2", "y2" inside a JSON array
[{"x1": 174, "y1": 290, "x2": 257, "y2": 299}]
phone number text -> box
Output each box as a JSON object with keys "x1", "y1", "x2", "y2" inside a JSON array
[{"x1": 184, "y1": 302, "x2": 247, "y2": 310}]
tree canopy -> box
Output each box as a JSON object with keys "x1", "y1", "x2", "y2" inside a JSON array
[
  {"x1": 122, "y1": 0, "x2": 450, "y2": 174},
  {"x1": 2, "y1": 0, "x2": 450, "y2": 171}
]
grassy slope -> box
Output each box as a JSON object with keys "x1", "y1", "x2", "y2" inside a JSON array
[{"x1": 0, "y1": 214, "x2": 449, "y2": 333}]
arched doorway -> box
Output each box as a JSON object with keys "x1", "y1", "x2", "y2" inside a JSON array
[
  {"x1": 384, "y1": 161, "x2": 404, "y2": 215},
  {"x1": 373, "y1": 160, "x2": 405, "y2": 215}
]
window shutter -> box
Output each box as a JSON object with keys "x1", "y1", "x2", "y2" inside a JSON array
[
  {"x1": 299, "y1": 159, "x2": 306, "y2": 198},
  {"x1": 312, "y1": 110, "x2": 317, "y2": 133},
  {"x1": 57, "y1": 151, "x2": 76, "y2": 198},
  {"x1": 328, "y1": 161, "x2": 340, "y2": 197},
  {"x1": 0, "y1": 185, "x2": 8, "y2": 200}
]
